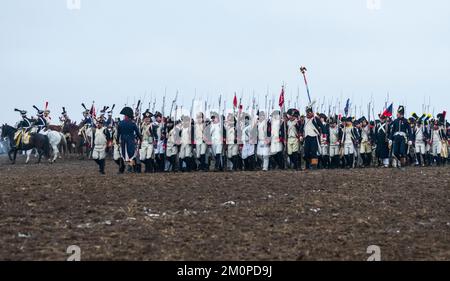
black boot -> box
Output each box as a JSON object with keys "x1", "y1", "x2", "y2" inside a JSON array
[
  {"x1": 293, "y1": 153, "x2": 300, "y2": 170},
  {"x1": 143, "y1": 159, "x2": 150, "y2": 173},
  {"x1": 99, "y1": 159, "x2": 106, "y2": 174},
  {"x1": 116, "y1": 159, "x2": 125, "y2": 174},
  {"x1": 214, "y1": 154, "x2": 222, "y2": 171},
  {"x1": 134, "y1": 162, "x2": 142, "y2": 173},
  {"x1": 199, "y1": 154, "x2": 206, "y2": 171},
  {"x1": 324, "y1": 156, "x2": 330, "y2": 169},
  {"x1": 305, "y1": 157, "x2": 311, "y2": 170},
  {"x1": 415, "y1": 153, "x2": 421, "y2": 166}
]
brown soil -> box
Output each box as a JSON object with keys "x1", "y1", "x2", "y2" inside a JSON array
[{"x1": 0, "y1": 156, "x2": 449, "y2": 261}]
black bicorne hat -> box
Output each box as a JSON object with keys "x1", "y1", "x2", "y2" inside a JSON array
[
  {"x1": 397, "y1": 105, "x2": 405, "y2": 115},
  {"x1": 120, "y1": 107, "x2": 134, "y2": 119},
  {"x1": 143, "y1": 110, "x2": 153, "y2": 119}
]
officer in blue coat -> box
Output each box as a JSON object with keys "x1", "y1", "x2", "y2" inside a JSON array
[
  {"x1": 389, "y1": 105, "x2": 412, "y2": 168},
  {"x1": 117, "y1": 106, "x2": 142, "y2": 173}
]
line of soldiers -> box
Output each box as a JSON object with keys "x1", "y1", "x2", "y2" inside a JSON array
[{"x1": 85, "y1": 104, "x2": 449, "y2": 174}]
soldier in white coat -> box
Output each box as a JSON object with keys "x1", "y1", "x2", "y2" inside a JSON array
[
  {"x1": 194, "y1": 112, "x2": 208, "y2": 171},
  {"x1": 341, "y1": 117, "x2": 360, "y2": 169},
  {"x1": 257, "y1": 111, "x2": 270, "y2": 171},
  {"x1": 139, "y1": 110, "x2": 155, "y2": 173},
  {"x1": 429, "y1": 119, "x2": 446, "y2": 166},
  {"x1": 210, "y1": 113, "x2": 224, "y2": 171},
  {"x1": 286, "y1": 109, "x2": 301, "y2": 170},
  {"x1": 165, "y1": 119, "x2": 179, "y2": 172},
  {"x1": 412, "y1": 114, "x2": 429, "y2": 166},
  {"x1": 179, "y1": 116, "x2": 194, "y2": 172},
  {"x1": 225, "y1": 113, "x2": 239, "y2": 171},
  {"x1": 92, "y1": 118, "x2": 111, "y2": 174},
  {"x1": 241, "y1": 114, "x2": 256, "y2": 170},
  {"x1": 270, "y1": 110, "x2": 285, "y2": 169},
  {"x1": 328, "y1": 117, "x2": 342, "y2": 168}
]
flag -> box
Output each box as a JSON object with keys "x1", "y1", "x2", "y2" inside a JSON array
[
  {"x1": 344, "y1": 99, "x2": 350, "y2": 116},
  {"x1": 382, "y1": 103, "x2": 393, "y2": 117},
  {"x1": 279, "y1": 86, "x2": 285, "y2": 108},
  {"x1": 90, "y1": 103, "x2": 96, "y2": 118},
  {"x1": 233, "y1": 93, "x2": 238, "y2": 109}
]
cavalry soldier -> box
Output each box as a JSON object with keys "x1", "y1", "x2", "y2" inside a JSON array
[
  {"x1": 270, "y1": 110, "x2": 285, "y2": 170},
  {"x1": 303, "y1": 105, "x2": 323, "y2": 169},
  {"x1": 210, "y1": 112, "x2": 224, "y2": 172},
  {"x1": 256, "y1": 111, "x2": 270, "y2": 171},
  {"x1": 12, "y1": 109, "x2": 34, "y2": 150},
  {"x1": 318, "y1": 113, "x2": 330, "y2": 169},
  {"x1": 139, "y1": 110, "x2": 155, "y2": 173},
  {"x1": 411, "y1": 113, "x2": 428, "y2": 166},
  {"x1": 98, "y1": 106, "x2": 109, "y2": 124},
  {"x1": 286, "y1": 108, "x2": 301, "y2": 170},
  {"x1": 15, "y1": 109, "x2": 34, "y2": 131},
  {"x1": 194, "y1": 112, "x2": 208, "y2": 171},
  {"x1": 225, "y1": 113, "x2": 239, "y2": 171},
  {"x1": 43, "y1": 107, "x2": 51, "y2": 126},
  {"x1": 105, "y1": 111, "x2": 114, "y2": 128},
  {"x1": 389, "y1": 106, "x2": 412, "y2": 168},
  {"x1": 341, "y1": 117, "x2": 359, "y2": 169},
  {"x1": 179, "y1": 116, "x2": 194, "y2": 172},
  {"x1": 117, "y1": 106, "x2": 141, "y2": 173},
  {"x1": 359, "y1": 116, "x2": 373, "y2": 167},
  {"x1": 92, "y1": 117, "x2": 111, "y2": 174},
  {"x1": 33, "y1": 106, "x2": 48, "y2": 133},
  {"x1": 79, "y1": 104, "x2": 93, "y2": 140},
  {"x1": 328, "y1": 116, "x2": 342, "y2": 169},
  {"x1": 59, "y1": 107, "x2": 71, "y2": 126}
]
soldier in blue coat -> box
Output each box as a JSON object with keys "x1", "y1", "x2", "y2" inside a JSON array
[
  {"x1": 389, "y1": 106, "x2": 412, "y2": 168},
  {"x1": 117, "y1": 107, "x2": 142, "y2": 173}
]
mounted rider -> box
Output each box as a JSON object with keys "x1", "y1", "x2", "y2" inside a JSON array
[
  {"x1": 32, "y1": 105, "x2": 48, "y2": 134},
  {"x1": 12, "y1": 109, "x2": 34, "y2": 149},
  {"x1": 79, "y1": 103, "x2": 94, "y2": 143}
]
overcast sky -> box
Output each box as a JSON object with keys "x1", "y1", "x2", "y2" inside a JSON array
[{"x1": 1, "y1": 0, "x2": 449, "y2": 124}]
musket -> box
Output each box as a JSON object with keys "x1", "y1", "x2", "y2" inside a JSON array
[
  {"x1": 300, "y1": 66, "x2": 311, "y2": 104},
  {"x1": 265, "y1": 88, "x2": 268, "y2": 114},
  {"x1": 169, "y1": 91, "x2": 178, "y2": 118},
  {"x1": 151, "y1": 98, "x2": 156, "y2": 113},
  {"x1": 190, "y1": 96, "x2": 195, "y2": 119}
]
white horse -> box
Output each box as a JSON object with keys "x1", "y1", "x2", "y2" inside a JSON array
[{"x1": 26, "y1": 129, "x2": 67, "y2": 163}]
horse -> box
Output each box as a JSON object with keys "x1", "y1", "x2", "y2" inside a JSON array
[
  {"x1": 62, "y1": 121, "x2": 92, "y2": 158},
  {"x1": 1, "y1": 124, "x2": 51, "y2": 164},
  {"x1": 67, "y1": 122, "x2": 94, "y2": 158},
  {"x1": 48, "y1": 125, "x2": 69, "y2": 157}
]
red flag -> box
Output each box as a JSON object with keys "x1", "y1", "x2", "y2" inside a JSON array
[
  {"x1": 90, "y1": 104, "x2": 96, "y2": 118},
  {"x1": 382, "y1": 103, "x2": 393, "y2": 117},
  {"x1": 233, "y1": 93, "x2": 238, "y2": 108},
  {"x1": 278, "y1": 86, "x2": 285, "y2": 108}
]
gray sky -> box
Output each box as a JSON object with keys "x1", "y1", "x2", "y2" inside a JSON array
[{"x1": 1, "y1": 0, "x2": 449, "y2": 124}]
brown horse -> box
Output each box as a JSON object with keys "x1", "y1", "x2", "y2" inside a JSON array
[{"x1": 63, "y1": 121, "x2": 91, "y2": 158}]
